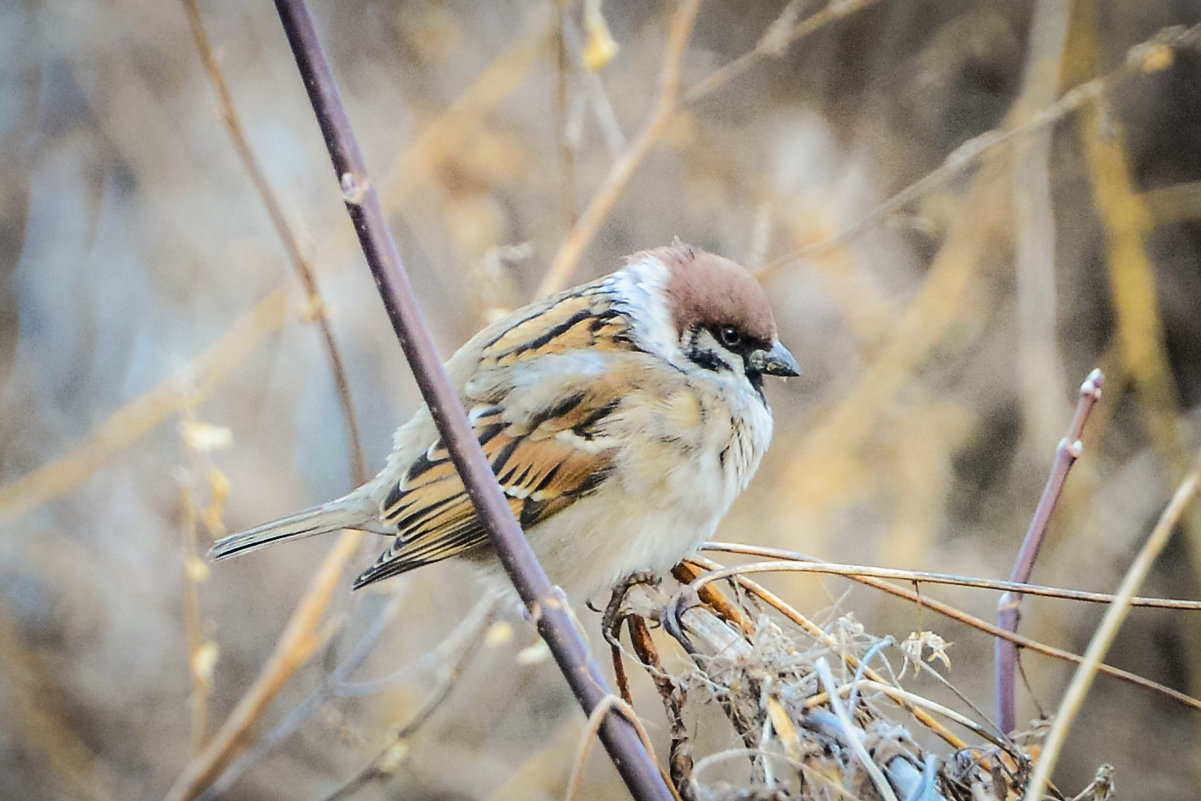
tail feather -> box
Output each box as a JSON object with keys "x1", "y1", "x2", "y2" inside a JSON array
[{"x1": 209, "y1": 496, "x2": 376, "y2": 561}]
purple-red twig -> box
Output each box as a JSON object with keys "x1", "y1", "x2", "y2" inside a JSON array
[
  {"x1": 995, "y1": 368, "x2": 1104, "y2": 734},
  {"x1": 270, "y1": 3, "x2": 671, "y2": 799}
]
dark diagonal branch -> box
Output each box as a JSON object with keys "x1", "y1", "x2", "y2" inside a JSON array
[
  {"x1": 269, "y1": 2, "x2": 672, "y2": 799},
  {"x1": 995, "y1": 369, "x2": 1103, "y2": 734}
]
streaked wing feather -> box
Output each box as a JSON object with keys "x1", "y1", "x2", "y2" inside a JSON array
[
  {"x1": 356, "y1": 416, "x2": 617, "y2": 588},
  {"x1": 355, "y1": 291, "x2": 635, "y2": 589}
]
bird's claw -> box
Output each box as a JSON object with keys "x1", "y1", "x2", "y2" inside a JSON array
[
  {"x1": 661, "y1": 585, "x2": 702, "y2": 653},
  {"x1": 602, "y1": 571, "x2": 661, "y2": 647}
]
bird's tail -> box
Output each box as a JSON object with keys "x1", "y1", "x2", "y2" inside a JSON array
[{"x1": 209, "y1": 494, "x2": 377, "y2": 561}]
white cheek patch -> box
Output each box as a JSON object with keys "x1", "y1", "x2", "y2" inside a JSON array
[
  {"x1": 613, "y1": 257, "x2": 681, "y2": 364},
  {"x1": 687, "y1": 327, "x2": 746, "y2": 378}
]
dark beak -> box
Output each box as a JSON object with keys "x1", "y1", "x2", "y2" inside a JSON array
[{"x1": 750, "y1": 341, "x2": 801, "y2": 377}]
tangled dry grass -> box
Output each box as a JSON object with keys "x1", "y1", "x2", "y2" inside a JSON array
[
  {"x1": 622, "y1": 576, "x2": 1047, "y2": 801},
  {"x1": 601, "y1": 557, "x2": 1123, "y2": 801},
  {"x1": 3, "y1": 1, "x2": 1201, "y2": 800}
]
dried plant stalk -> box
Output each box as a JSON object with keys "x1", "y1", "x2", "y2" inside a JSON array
[
  {"x1": 0, "y1": 288, "x2": 290, "y2": 524},
  {"x1": 1023, "y1": 448, "x2": 1201, "y2": 801},
  {"x1": 610, "y1": 573, "x2": 1121, "y2": 801},
  {"x1": 163, "y1": 530, "x2": 360, "y2": 801}
]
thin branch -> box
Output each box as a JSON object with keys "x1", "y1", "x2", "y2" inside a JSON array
[
  {"x1": 1023, "y1": 449, "x2": 1201, "y2": 801},
  {"x1": 565, "y1": 695, "x2": 674, "y2": 801},
  {"x1": 611, "y1": 639, "x2": 634, "y2": 708},
  {"x1": 195, "y1": 594, "x2": 402, "y2": 800},
  {"x1": 815, "y1": 658, "x2": 900, "y2": 801},
  {"x1": 692, "y1": 548, "x2": 1201, "y2": 610},
  {"x1": 198, "y1": 595, "x2": 498, "y2": 800},
  {"x1": 834, "y1": 680, "x2": 1000, "y2": 745},
  {"x1": 334, "y1": 596, "x2": 498, "y2": 697},
  {"x1": 629, "y1": 615, "x2": 694, "y2": 795},
  {"x1": 181, "y1": 0, "x2": 367, "y2": 486},
  {"x1": 683, "y1": 555, "x2": 1201, "y2": 715},
  {"x1": 180, "y1": 497, "x2": 209, "y2": 753},
  {"x1": 164, "y1": 530, "x2": 360, "y2": 801},
  {"x1": 0, "y1": 287, "x2": 290, "y2": 525},
  {"x1": 679, "y1": 0, "x2": 882, "y2": 108},
  {"x1": 1005, "y1": 374, "x2": 1105, "y2": 587},
  {"x1": 554, "y1": 4, "x2": 577, "y2": 234},
  {"x1": 757, "y1": 22, "x2": 1201, "y2": 279},
  {"x1": 689, "y1": 747, "x2": 852, "y2": 800},
  {"x1": 268, "y1": 3, "x2": 672, "y2": 800},
  {"x1": 538, "y1": 0, "x2": 702, "y2": 297},
  {"x1": 1011, "y1": 0, "x2": 1072, "y2": 451},
  {"x1": 561, "y1": 14, "x2": 627, "y2": 154},
  {"x1": 996, "y1": 368, "x2": 1103, "y2": 734},
  {"x1": 176, "y1": 404, "x2": 213, "y2": 754},
  {"x1": 321, "y1": 604, "x2": 495, "y2": 801},
  {"x1": 173, "y1": 5, "x2": 375, "y2": 783}
]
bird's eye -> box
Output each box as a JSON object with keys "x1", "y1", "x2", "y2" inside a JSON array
[{"x1": 718, "y1": 326, "x2": 742, "y2": 349}]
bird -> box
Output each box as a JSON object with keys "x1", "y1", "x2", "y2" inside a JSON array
[{"x1": 209, "y1": 243, "x2": 799, "y2": 602}]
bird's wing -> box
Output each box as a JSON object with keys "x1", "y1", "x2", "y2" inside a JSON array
[{"x1": 354, "y1": 288, "x2": 639, "y2": 589}]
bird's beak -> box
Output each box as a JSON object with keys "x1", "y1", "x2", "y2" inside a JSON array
[{"x1": 751, "y1": 341, "x2": 801, "y2": 377}]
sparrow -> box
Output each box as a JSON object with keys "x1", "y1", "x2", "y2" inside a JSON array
[{"x1": 209, "y1": 244, "x2": 799, "y2": 601}]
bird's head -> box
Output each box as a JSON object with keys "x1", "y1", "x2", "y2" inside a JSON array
[{"x1": 618, "y1": 244, "x2": 800, "y2": 401}]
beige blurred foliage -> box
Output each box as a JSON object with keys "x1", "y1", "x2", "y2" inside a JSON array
[{"x1": 1, "y1": 1, "x2": 1201, "y2": 799}]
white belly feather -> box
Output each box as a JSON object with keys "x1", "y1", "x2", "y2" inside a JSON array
[{"x1": 495, "y1": 379, "x2": 774, "y2": 602}]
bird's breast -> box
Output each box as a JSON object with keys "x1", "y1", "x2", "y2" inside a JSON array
[{"x1": 513, "y1": 379, "x2": 772, "y2": 600}]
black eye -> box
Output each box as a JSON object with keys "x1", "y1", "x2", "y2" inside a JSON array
[{"x1": 718, "y1": 326, "x2": 742, "y2": 349}]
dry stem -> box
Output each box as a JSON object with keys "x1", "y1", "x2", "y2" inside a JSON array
[
  {"x1": 163, "y1": 530, "x2": 361, "y2": 801},
  {"x1": 996, "y1": 369, "x2": 1104, "y2": 733},
  {"x1": 565, "y1": 694, "x2": 675, "y2": 801},
  {"x1": 1011, "y1": 0, "x2": 1073, "y2": 450},
  {"x1": 538, "y1": 0, "x2": 702, "y2": 297},
  {"x1": 176, "y1": 403, "x2": 213, "y2": 753},
  {"x1": 691, "y1": 551, "x2": 1201, "y2": 610},
  {"x1": 629, "y1": 614, "x2": 694, "y2": 796},
  {"x1": 695, "y1": 548, "x2": 1201, "y2": 714},
  {"x1": 181, "y1": 0, "x2": 368, "y2": 486},
  {"x1": 683, "y1": 556, "x2": 972, "y2": 752},
  {"x1": 1023, "y1": 449, "x2": 1201, "y2": 801},
  {"x1": 0, "y1": 288, "x2": 290, "y2": 524},
  {"x1": 320, "y1": 601, "x2": 495, "y2": 801}
]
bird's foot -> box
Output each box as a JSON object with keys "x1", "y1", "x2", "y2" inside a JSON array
[
  {"x1": 601, "y1": 571, "x2": 661, "y2": 647},
  {"x1": 662, "y1": 584, "x2": 702, "y2": 653}
]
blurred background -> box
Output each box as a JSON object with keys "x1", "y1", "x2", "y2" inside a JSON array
[{"x1": 2, "y1": 0, "x2": 1201, "y2": 798}]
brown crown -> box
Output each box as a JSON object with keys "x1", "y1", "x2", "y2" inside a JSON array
[{"x1": 641, "y1": 244, "x2": 778, "y2": 343}]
